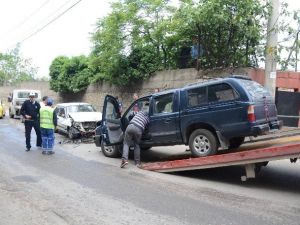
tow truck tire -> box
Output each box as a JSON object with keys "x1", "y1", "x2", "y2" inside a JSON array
[
  {"x1": 189, "y1": 129, "x2": 217, "y2": 157},
  {"x1": 229, "y1": 137, "x2": 245, "y2": 149},
  {"x1": 101, "y1": 141, "x2": 121, "y2": 158}
]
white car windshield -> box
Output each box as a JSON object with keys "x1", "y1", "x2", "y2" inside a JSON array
[{"x1": 67, "y1": 104, "x2": 96, "y2": 113}]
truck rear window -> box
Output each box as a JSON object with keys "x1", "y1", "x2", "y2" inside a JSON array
[{"x1": 238, "y1": 80, "x2": 270, "y2": 99}]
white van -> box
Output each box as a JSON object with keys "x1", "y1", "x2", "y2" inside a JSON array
[{"x1": 8, "y1": 89, "x2": 41, "y2": 118}]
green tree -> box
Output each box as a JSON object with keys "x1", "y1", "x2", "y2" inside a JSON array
[
  {"x1": 49, "y1": 55, "x2": 92, "y2": 93},
  {"x1": 0, "y1": 45, "x2": 36, "y2": 86},
  {"x1": 277, "y1": 9, "x2": 300, "y2": 71},
  {"x1": 90, "y1": 0, "x2": 177, "y2": 85},
  {"x1": 175, "y1": 0, "x2": 266, "y2": 69},
  {"x1": 89, "y1": 0, "x2": 268, "y2": 86}
]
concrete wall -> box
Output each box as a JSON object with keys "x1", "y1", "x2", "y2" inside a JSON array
[{"x1": 1, "y1": 67, "x2": 299, "y2": 112}]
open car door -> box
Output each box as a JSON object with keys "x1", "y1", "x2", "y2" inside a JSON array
[{"x1": 102, "y1": 95, "x2": 124, "y2": 145}]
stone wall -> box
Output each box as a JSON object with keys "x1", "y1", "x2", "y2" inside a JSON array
[{"x1": 0, "y1": 67, "x2": 250, "y2": 111}]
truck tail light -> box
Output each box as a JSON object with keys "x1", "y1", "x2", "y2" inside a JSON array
[{"x1": 247, "y1": 105, "x2": 256, "y2": 122}]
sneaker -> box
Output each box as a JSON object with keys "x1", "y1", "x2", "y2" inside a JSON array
[
  {"x1": 48, "y1": 151, "x2": 55, "y2": 155},
  {"x1": 25, "y1": 148, "x2": 30, "y2": 152},
  {"x1": 42, "y1": 151, "x2": 47, "y2": 155},
  {"x1": 120, "y1": 160, "x2": 128, "y2": 168}
]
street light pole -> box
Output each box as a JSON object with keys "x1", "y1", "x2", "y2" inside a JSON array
[{"x1": 265, "y1": 0, "x2": 280, "y2": 98}]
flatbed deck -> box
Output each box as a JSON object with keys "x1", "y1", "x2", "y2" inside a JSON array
[{"x1": 142, "y1": 135, "x2": 300, "y2": 181}]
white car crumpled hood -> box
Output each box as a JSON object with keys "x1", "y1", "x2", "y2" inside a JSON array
[{"x1": 68, "y1": 112, "x2": 102, "y2": 122}]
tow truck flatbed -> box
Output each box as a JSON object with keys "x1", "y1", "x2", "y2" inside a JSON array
[{"x1": 142, "y1": 135, "x2": 300, "y2": 181}]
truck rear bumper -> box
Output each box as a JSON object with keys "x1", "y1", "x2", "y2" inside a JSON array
[{"x1": 252, "y1": 120, "x2": 283, "y2": 135}]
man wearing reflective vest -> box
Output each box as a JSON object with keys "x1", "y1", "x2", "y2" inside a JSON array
[{"x1": 39, "y1": 98, "x2": 57, "y2": 155}]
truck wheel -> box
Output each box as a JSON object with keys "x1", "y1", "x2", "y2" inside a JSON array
[
  {"x1": 101, "y1": 141, "x2": 121, "y2": 158},
  {"x1": 229, "y1": 137, "x2": 245, "y2": 149},
  {"x1": 189, "y1": 129, "x2": 217, "y2": 157}
]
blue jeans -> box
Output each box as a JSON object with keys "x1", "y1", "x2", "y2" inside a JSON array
[{"x1": 40, "y1": 128, "x2": 55, "y2": 152}]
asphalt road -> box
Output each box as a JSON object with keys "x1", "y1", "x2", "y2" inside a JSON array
[{"x1": 0, "y1": 116, "x2": 299, "y2": 225}]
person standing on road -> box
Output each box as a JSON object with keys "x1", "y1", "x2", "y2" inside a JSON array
[
  {"x1": 120, "y1": 110, "x2": 149, "y2": 168},
  {"x1": 20, "y1": 92, "x2": 42, "y2": 151},
  {"x1": 40, "y1": 98, "x2": 57, "y2": 155}
]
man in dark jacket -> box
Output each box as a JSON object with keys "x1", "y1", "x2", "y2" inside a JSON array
[{"x1": 20, "y1": 92, "x2": 42, "y2": 151}]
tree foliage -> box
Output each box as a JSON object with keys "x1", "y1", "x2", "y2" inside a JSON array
[
  {"x1": 90, "y1": 0, "x2": 178, "y2": 86},
  {"x1": 49, "y1": 55, "x2": 92, "y2": 93},
  {"x1": 277, "y1": 9, "x2": 300, "y2": 71},
  {"x1": 175, "y1": 0, "x2": 267, "y2": 68},
  {"x1": 0, "y1": 45, "x2": 36, "y2": 86},
  {"x1": 49, "y1": 0, "x2": 300, "y2": 92},
  {"x1": 88, "y1": 0, "x2": 267, "y2": 86}
]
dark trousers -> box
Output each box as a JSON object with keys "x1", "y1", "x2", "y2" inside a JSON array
[
  {"x1": 122, "y1": 124, "x2": 142, "y2": 163},
  {"x1": 25, "y1": 120, "x2": 42, "y2": 149}
]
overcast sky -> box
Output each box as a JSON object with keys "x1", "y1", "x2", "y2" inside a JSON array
[
  {"x1": 0, "y1": 0, "x2": 112, "y2": 78},
  {"x1": 0, "y1": 0, "x2": 299, "y2": 78}
]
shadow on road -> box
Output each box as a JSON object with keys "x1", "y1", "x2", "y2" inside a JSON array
[{"x1": 169, "y1": 165, "x2": 300, "y2": 194}]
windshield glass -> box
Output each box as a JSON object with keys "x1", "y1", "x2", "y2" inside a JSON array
[
  {"x1": 239, "y1": 80, "x2": 270, "y2": 99},
  {"x1": 67, "y1": 104, "x2": 96, "y2": 113},
  {"x1": 17, "y1": 92, "x2": 38, "y2": 98}
]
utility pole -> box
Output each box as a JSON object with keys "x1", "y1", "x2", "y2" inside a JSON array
[{"x1": 265, "y1": 0, "x2": 280, "y2": 98}]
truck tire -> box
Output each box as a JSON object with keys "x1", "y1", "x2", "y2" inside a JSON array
[
  {"x1": 229, "y1": 137, "x2": 245, "y2": 149},
  {"x1": 189, "y1": 129, "x2": 217, "y2": 157},
  {"x1": 101, "y1": 141, "x2": 121, "y2": 158}
]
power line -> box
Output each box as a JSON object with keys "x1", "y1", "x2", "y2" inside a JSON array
[
  {"x1": 29, "y1": 0, "x2": 74, "y2": 34},
  {"x1": 0, "y1": 0, "x2": 50, "y2": 41},
  {"x1": 11, "y1": 0, "x2": 51, "y2": 32},
  {"x1": 18, "y1": 0, "x2": 83, "y2": 44}
]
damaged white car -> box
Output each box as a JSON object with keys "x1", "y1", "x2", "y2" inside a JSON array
[{"x1": 55, "y1": 103, "x2": 102, "y2": 139}]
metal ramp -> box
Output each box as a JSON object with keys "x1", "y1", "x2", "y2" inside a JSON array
[{"x1": 142, "y1": 135, "x2": 300, "y2": 181}]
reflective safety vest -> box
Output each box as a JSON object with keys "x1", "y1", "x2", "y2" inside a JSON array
[{"x1": 40, "y1": 107, "x2": 55, "y2": 129}]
